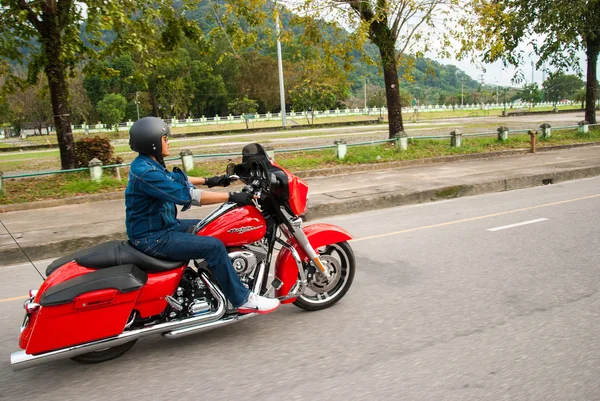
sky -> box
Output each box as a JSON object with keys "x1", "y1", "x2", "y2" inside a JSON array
[
  {"x1": 412, "y1": 5, "x2": 590, "y2": 89},
  {"x1": 437, "y1": 55, "x2": 588, "y2": 88}
]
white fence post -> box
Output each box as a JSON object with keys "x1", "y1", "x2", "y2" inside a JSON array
[
  {"x1": 88, "y1": 158, "x2": 103, "y2": 182},
  {"x1": 180, "y1": 149, "x2": 194, "y2": 172},
  {"x1": 450, "y1": 129, "x2": 462, "y2": 148},
  {"x1": 334, "y1": 140, "x2": 347, "y2": 159},
  {"x1": 540, "y1": 123, "x2": 552, "y2": 138}
]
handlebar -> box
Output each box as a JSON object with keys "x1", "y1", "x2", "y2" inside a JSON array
[{"x1": 241, "y1": 181, "x2": 267, "y2": 201}]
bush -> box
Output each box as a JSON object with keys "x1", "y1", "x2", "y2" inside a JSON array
[{"x1": 75, "y1": 136, "x2": 123, "y2": 167}]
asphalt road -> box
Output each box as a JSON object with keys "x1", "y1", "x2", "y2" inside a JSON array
[{"x1": 0, "y1": 177, "x2": 599, "y2": 400}]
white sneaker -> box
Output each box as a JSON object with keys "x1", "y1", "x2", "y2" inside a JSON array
[{"x1": 238, "y1": 292, "x2": 280, "y2": 315}]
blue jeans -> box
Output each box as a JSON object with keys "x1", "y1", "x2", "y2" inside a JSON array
[{"x1": 141, "y1": 219, "x2": 250, "y2": 307}]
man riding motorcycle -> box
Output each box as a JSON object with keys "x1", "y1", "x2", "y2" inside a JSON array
[{"x1": 125, "y1": 116, "x2": 280, "y2": 314}]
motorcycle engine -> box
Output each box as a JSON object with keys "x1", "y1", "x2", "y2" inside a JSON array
[
  {"x1": 228, "y1": 243, "x2": 267, "y2": 287},
  {"x1": 166, "y1": 243, "x2": 268, "y2": 321}
]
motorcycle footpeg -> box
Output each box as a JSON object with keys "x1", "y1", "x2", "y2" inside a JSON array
[
  {"x1": 276, "y1": 280, "x2": 303, "y2": 301},
  {"x1": 263, "y1": 278, "x2": 283, "y2": 297},
  {"x1": 271, "y1": 278, "x2": 283, "y2": 290}
]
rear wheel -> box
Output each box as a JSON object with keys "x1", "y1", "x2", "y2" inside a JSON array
[
  {"x1": 71, "y1": 340, "x2": 137, "y2": 364},
  {"x1": 293, "y1": 241, "x2": 355, "y2": 311}
]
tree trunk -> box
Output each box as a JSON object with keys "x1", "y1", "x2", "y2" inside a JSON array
[
  {"x1": 45, "y1": 59, "x2": 76, "y2": 169},
  {"x1": 584, "y1": 42, "x2": 598, "y2": 124},
  {"x1": 42, "y1": 12, "x2": 76, "y2": 169},
  {"x1": 371, "y1": 24, "x2": 404, "y2": 139}
]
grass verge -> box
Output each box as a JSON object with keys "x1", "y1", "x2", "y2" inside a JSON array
[
  {"x1": 0, "y1": 172, "x2": 127, "y2": 205},
  {"x1": 1, "y1": 127, "x2": 598, "y2": 205}
]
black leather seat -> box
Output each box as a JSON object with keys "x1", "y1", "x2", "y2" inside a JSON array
[
  {"x1": 46, "y1": 240, "x2": 186, "y2": 277},
  {"x1": 40, "y1": 264, "x2": 148, "y2": 306}
]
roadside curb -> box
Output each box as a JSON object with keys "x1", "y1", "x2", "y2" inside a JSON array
[
  {"x1": 0, "y1": 192, "x2": 125, "y2": 213},
  {"x1": 1, "y1": 233, "x2": 127, "y2": 266},
  {"x1": 2, "y1": 164, "x2": 600, "y2": 265},
  {"x1": 2, "y1": 142, "x2": 599, "y2": 213},
  {"x1": 304, "y1": 165, "x2": 600, "y2": 220},
  {"x1": 296, "y1": 142, "x2": 600, "y2": 178}
]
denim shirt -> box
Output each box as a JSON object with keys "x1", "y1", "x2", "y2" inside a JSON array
[{"x1": 125, "y1": 154, "x2": 201, "y2": 247}]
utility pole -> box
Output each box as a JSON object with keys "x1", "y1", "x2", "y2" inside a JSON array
[
  {"x1": 135, "y1": 91, "x2": 140, "y2": 120},
  {"x1": 479, "y1": 74, "x2": 485, "y2": 105},
  {"x1": 541, "y1": 64, "x2": 546, "y2": 103},
  {"x1": 364, "y1": 77, "x2": 367, "y2": 109},
  {"x1": 461, "y1": 75, "x2": 465, "y2": 106},
  {"x1": 531, "y1": 61, "x2": 535, "y2": 84},
  {"x1": 542, "y1": 66, "x2": 546, "y2": 83},
  {"x1": 495, "y1": 81, "x2": 499, "y2": 104},
  {"x1": 275, "y1": 5, "x2": 286, "y2": 128}
]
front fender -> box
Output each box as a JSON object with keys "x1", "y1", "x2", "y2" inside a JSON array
[{"x1": 275, "y1": 223, "x2": 353, "y2": 303}]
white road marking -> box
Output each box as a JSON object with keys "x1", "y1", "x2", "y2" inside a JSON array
[
  {"x1": 0, "y1": 295, "x2": 28, "y2": 303},
  {"x1": 0, "y1": 264, "x2": 21, "y2": 271},
  {"x1": 487, "y1": 218, "x2": 549, "y2": 232}
]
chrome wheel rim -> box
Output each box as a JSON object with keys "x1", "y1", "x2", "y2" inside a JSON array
[{"x1": 299, "y1": 243, "x2": 351, "y2": 305}]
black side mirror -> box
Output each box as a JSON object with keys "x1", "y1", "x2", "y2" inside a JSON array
[{"x1": 226, "y1": 163, "x2": 235, "y2": 176}]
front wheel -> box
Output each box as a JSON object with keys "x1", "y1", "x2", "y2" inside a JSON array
[{"x1": 293, "y1": 241, "x2": 355, "y2": 311}]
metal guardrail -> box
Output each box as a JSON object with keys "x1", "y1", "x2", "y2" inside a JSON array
[
  {"x1": 3, "y1": 167, "x2": 89, "y2": 179},
  {"x1": 2, "y1": 123, "x2": 599, "y2": 180}
]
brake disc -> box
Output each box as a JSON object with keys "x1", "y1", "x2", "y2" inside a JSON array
[{"x1": 307, "y1": 254, "x2": 342, "y2": 293}]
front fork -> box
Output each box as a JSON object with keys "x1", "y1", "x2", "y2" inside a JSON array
[
  {"x1": 272, "y1": 214, "x2": 331, "y2": 301},
  {"x1": 273, "y1": 238, "x2": 307, "y2": 301}
]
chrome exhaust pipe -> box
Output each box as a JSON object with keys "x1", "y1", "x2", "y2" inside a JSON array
[
  {"x1": 10, "y1": 272, "x2": 226, "y2": 371},
  {"x1": 163, "y1": 312, "x2": 257, "y2": 339}
]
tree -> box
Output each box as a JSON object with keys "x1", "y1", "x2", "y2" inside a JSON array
[
  {"x1": 0, "y1": 0, "x2": 205, "y2": 169},
  {"x1": 468, "y1": 0, "x2": 600, "y2": 123},
  {"x1": 96, "y1": 94, "x2": 127, "y2": 132},
  {"x1": 542, "y1": 74, "x2": 585, "y2": 105},
  {"x1": 519, "y1": 83, "x2": 542, "y2": 110},
  {"x1": 190, "y1": 61, "x2": 229, "y2": 117},
  {"x1": 289, "y1": 80, "x2": 336, "y2": 124},
  {"x1": 367, "y1": 85, "x2": 386, "y2": 108},
  {"x1": 149, "y1": 50, "x2": 195, "y2": 119},
  {"x1": 3, "y1": 75, "x2": 52, "y2": 135},
  {"x1": 499, "y1": 87, "x2": 510, "y2": 113},
  {"x1": 69, "y1": 68, "x2": 93, "y2": 125},
  {"x1": 228, "y1": 96, "x2": 259, "y2": 129},
  {"x1": 574, "y1": 88, "x2": 587, "y2": 109},
  {"x1": 83, "y1": 55, "x2": 140, "y2": 112},
  {"x1": 0, "y1": 95, "x2": 9, "y2": 135},
  {"x1": 233, "y1": 52, "x2": 285, "y2": 113},
  {"x1": 291, "y1": 0, "x2": 464, "y2": 138}
]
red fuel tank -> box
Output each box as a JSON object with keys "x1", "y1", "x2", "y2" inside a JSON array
[{"x1": 197, "y1": 206, "x2": 266, "y2": 247}]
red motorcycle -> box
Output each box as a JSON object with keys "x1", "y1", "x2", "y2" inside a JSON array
[{"x1": 11, "y1": 143, "x2": 355, "y2": 371}]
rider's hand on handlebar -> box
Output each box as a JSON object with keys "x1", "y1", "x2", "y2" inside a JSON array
[
  {"x1": 229, "y1": 191, "x2": 255, "y2": 206},
  {"x1": 205, "y1": 174, "x2": 235, "y2": 188}
]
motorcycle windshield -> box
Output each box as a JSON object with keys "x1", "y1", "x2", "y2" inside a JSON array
[
  {"x1": 241, "y1": 143, "x2": 268, "y2": 162},
  {"x1": 239, "y1": 143, "x2": 308, "y2": 216}
]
